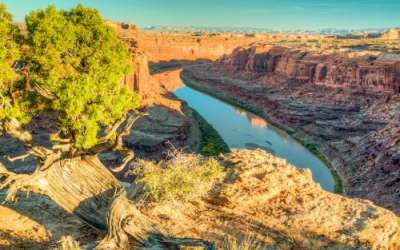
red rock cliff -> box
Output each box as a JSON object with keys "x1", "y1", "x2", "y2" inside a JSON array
[{"x1": 217, "y1": 45, "x2": 400, "y2": 93}]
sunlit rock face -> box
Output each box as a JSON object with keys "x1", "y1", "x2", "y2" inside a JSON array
[
  {"x1": 217, "y1": 45, "x2": 400, "y2": 94},
  {"x1": 381, "y1": 28, "x2": 400, "y2": 40},
  {"x1": 137, "y1": 149, "x2": 400, "y2": 249}
]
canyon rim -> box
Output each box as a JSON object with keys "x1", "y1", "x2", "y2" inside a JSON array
[{"x1": 0, "y1": 1, "x2": 400, "y2": 249}]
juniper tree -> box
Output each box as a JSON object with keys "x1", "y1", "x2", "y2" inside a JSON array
[{"x1": 0, "y1": 5, "x2": 215, "y2": 249}]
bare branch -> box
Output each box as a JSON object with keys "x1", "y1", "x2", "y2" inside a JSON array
[
  {"x1": 33, "y1": 83, "x2": 56, "y2": 100},
  {"x1": 6, "y1": 152, "x2": 32, "y2": 162},
  {"x1": 40, "y1": 150, "x2": 62, "y2": 171},
  {"x1": 97, "y1": 113, "x2": 129, "y2": 144},
  {"x1": 114, "y1": 113, "x2": 144, "y2": 150},
  {"x1": 52, "y1": 143, "x2": 73, "y2": 152},
  {"x1": 109, "y1": 151, "x2": 134, "y2": 173},
  {"x1": 91, "y1": 112, "x2": 144, "y2": 154},
  {"x1": 51, "y1": 132, "x2": 72, "y2": 144},
  {"x1": 0, "y1": 162, "x2": 45, "y2": 202},
  {"x1": 30, "y1": 146, "x2": 55, "y2": 160},
  {"x1": 3, "y1": 119, "x2": 33, "y2": 143}
]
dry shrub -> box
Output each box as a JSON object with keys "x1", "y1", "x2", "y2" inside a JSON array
[
  {"x1": 55, "y1": 236, "x2": 81, "y2": 250},
  {"x1": 132, "y1": 151, "x2": 225, "y2": 203},
  {"x1": 221, "y1": 235, "x2": 265, "y2": 250}
]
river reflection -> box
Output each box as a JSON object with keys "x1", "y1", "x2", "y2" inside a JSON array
[
  {"x1": 174, "y1": 85, "x2": 335, "y2": 191},
  {"x1": 235, "y1": 108, "x2": 268, "y2": 128}
]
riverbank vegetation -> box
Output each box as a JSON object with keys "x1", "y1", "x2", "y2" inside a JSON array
[{"x1": 191, "y1": 109, "x2": 230, "y2": 156}]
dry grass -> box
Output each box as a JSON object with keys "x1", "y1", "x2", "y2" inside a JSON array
[
  {"x1": 221, "y1": 235, "x2": 265, "y2": 250},
  {"x1": 132, "y1": 151, "x2": 225, "y2": 203},
  {"x1": 55, "y1": 236, "x2": 81, "y2": 250}
]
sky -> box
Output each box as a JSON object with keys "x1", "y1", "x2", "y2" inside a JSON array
[{"x1": 1, "y1": 0, "x2": 400, "y2": 30}]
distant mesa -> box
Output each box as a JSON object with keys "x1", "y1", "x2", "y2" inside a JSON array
[{"x1": 381, "y1": 28, "x2": 400, "y2": 40}]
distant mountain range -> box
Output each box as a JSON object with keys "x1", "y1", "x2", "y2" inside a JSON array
[{"x1": 142, "y1": 25, "x2": 389, "y2": 35}]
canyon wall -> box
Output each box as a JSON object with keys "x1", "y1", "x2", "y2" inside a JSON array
[
  {"x1": 113, "y1": 20, "x2": 400, "y2": 95},
  {"x1": 109, "y1": 21, "x2": 324, "y2": 64},
  {"x1": 217, "y1": 45, "x2": 400, "y2": 93},
  {"x1": 135, "y1": 31, "x2": 271, "y2": 62}
]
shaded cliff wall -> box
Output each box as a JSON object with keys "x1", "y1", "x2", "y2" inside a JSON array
[{"x1": 217, "y1": 45, "x2": 400, "y2": 93}]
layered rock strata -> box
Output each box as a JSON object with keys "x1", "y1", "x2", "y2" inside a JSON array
[
  {"x1": 182, "y1": 45, "x2": 400, "y2": 214},
  {"x1": 219, "y1": 45, "x2": 400, "y2": 93}
]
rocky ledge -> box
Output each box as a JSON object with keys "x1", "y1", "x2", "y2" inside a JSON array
[{"x1": 1, "y1": 149, "x2": 399, "y2": 249}]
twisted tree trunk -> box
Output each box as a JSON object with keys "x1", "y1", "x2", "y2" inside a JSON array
[
  {"x1": 1, "y1": 156, "x2": 120, "y2": 228},
  {"x1": 0, "y1": 155, "x2": 215, "y2": 249}
]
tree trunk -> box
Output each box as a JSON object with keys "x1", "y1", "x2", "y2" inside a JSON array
[
  {"x1": 0, "y1": 155, "x2": 214, "y2": 249},
  {"x1": 39, "y1": 156, "x2": 122, "y2": 229}
]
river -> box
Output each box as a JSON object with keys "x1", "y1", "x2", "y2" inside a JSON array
[{"x1": 174, "y1": 85, "x2": 335, "y2": 191}]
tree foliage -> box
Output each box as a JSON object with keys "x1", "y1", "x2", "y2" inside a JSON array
[
  {"x1": 0, "y1": 4, "x2": 140, "y2": 150},
  {"x1": 0, "y1": 4, "x2": 26, "y2": 122}
]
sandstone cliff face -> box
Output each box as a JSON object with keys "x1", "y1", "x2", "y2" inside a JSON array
[
  {"x1": 108, "y1": 20, "x2": 272, "y2": 63},
  {"x1": 108, "y1": 24, "x2": 197, "y2": 159},
  {"x1": 135, "y1": 32, "x2": 271, "y2": 63},
  {"x1": 218, "y1": 45, "x2": 400, "y2": 93}
]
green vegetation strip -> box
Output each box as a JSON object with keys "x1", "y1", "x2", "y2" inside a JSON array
[
  {"x1": 191, "y1": 109, "x2": 230, "y2": 156},
  {"x1": 181, "y1": 74, "x2": 343, "y2": 193}
]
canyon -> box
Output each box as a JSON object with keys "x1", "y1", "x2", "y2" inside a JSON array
[
  {"x1": 112, "y1": 23, "x2": 400, "y2": 245},
  {"x1": 118, "y1": 24, "x2": 400, "y2": 246},
  {"x1": 181, "y1": 44, "x2": 400, "y2": 214},
  {"x1": 1, "y1": 21, "x2": 400, "y2": 249},
  {"x1": 116, "y1": 23, "x2": 400, "y2": 211}
]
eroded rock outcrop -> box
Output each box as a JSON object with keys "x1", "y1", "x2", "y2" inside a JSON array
[
  {"x1": 131, "y1": 149, "x2": 400, "y2": 249},
  {"x1": 381, "y1": 28, "x2": 400, "y2": 40},
  {"x1": 218, "y1": 45, "x2": 400, "y2": 93}
]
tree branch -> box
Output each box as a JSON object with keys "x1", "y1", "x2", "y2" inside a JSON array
[
  {"x1": 33, "y1": 83, "x2": 56, "y2": 100},
  {"x1": 114, "y1": 113, "x2": 143, "y2": 150},
  {"x1": 3, "y1": 119, "x2": 33, "y2": 143},
  {"x1": 6, "y1": 152, "x2": 32, "y2": 162},
  {"x1": 91, "y1": 111, "x2": 144, "y2": 154},
  {"x1": 51, "y1": 131, "x2": 72, "y2": 144},
  {"x1": 97, "y1": 113, "x2": 129, "y2": 144},
  {"x1": 0, "y1": 163, "x2": 45, "y2": 202},
  {"x1": 52, "y1": 143, "x2": 73, "y2": 152},
  {"x1": 109, "y1": 151, "x2": 134, "y2": 173}
]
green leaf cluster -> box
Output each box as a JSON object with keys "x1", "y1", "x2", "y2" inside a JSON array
[
  {"x1": 0, "y1": 4, "x2": 140, "y2": 149},
  {"x1": 0, "y1": 4, "x2": 27, "y2": 122}
]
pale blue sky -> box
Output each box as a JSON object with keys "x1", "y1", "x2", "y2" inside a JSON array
[{"x1": 2, "y1": 0, "x2": 399, "y2": 30}]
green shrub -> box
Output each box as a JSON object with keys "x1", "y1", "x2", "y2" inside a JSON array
[{"x1": 133, "y1": 152, "x2": 225, "y2": 203}]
